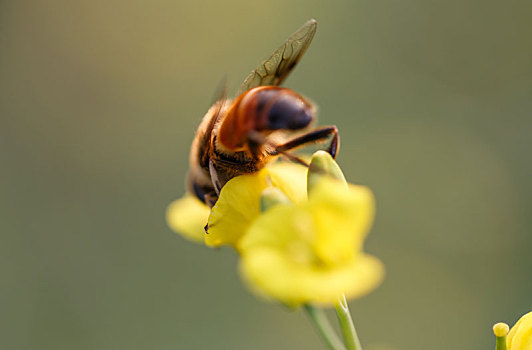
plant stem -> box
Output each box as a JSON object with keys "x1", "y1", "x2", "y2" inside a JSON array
[
  {"x1": 335, "y1": 295, "x2": 362, "y2": 350},
  {"x1": 304, "y1": 304, "x2": 347, "y2": 350},
  {"x1": 495, "y1": 335, "x2": 507, "y2": 350}
]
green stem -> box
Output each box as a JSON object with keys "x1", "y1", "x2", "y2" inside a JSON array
[
  {"x1": 335, "y1": 295, "x2": 362, "y2": 350},
  {"x1": 495, "y1": 335, "x2": 507, "y2": 350},
  {"x1": 304, "y1": 305, "x2": 347, "y2": 350}
]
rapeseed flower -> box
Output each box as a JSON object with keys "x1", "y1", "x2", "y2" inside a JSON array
[{"x1": 167, "y1": 151, "x2": 384, "y2": 306}]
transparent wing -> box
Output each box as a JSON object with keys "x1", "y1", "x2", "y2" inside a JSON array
[
  {"x1": 237, "y1": 19, "x2": 317, "y2": 96},
  {"x1": 210, "y1": 75, "x2": 228, "y2": 107},
  {"x1": 202, "y1": 76, "x2": 227, "y2": 153}
]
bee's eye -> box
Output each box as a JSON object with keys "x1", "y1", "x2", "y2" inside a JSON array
[
  {"x1": 267, "y1": 96, "x2": 312, "y2": 130},
  {"x1": 255, "y1": 90, "x2": 313, "y2": 131}
]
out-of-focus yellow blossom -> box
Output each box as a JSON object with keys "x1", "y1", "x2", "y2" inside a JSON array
[
  {"x1": 205, "y1": 163, "x2": 307, "y2": 248},
  {"x1": 507, "y1": 311, "x2": 532, "y2": 350},
  {"x1": 166, "y1": 195, "x2": 211, "y2": 242},
  {"x1": 238, "y1": 176, "x2": 384, "y2": 306}
]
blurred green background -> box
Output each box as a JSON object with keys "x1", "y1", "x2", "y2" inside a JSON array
[{"x1": 1, "y1": 0, "x2": 531, "y2": 349}]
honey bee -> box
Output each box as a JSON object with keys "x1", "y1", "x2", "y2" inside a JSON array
[{"x1": 187, "y1": 19, "x2": 339, "y2": 207}]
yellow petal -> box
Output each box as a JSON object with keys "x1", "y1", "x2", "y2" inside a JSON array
[
  {"x1": 267, "y1": 162, "x2": 309, "y2": 205},
  {"x1": 238, "y1": 178, "x2": 374, "y2": 254},
  {"x1": 240, "y1": 248, "x2": 384, "y2": 307},
  {"x1": 508, "y1": 311, "x2": 532, "y2": 350},
  {"x1": 309, "y1": 178, "x2": 375, "y2": 264},
  {"x1": 238, "y1": 204, "x2": 305, "y2": 251},
  {"x1": 166, "y1": 195, "x2": 210, "y2": 243},
  {"x1": 206, "y1": 172, "x2": 267, "y2": 248},
  {"x1": 205, "y1": 162, "x2": 308, "y2": 248}
]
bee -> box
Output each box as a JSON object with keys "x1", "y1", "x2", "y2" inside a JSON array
[{"x1": 187, "y1": 19, "x2": 339, "y2": 208}]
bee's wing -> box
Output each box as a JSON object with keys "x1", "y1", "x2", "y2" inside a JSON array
[
  {"x1": 202, "y1": 76, "x2": 228, "y2": 150},
  {"x1": 209, "y1": 75, "x2": 228, "y2": 107},
  {"x1": 236, "y1": 19, "x2": 317, "y2": 96}
]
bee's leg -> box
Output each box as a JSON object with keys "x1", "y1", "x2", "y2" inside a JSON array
[
  {"x1": 247, "y1": 136, "x2": 263, "y2": 162},
  {"x1": 203, "y1": 192, "x2": 218, "y2": 209},
  {"x1": 274, "y1": 126, "x2": 339, "y2": 159},
  {"x1": 190, "y1": 176, "x2": 218, "y2": 207},
  {"x1": 203, "y1": 191, "x2": 218, "y2": 232},
  {"x1": 209, "y1": 160, "x2": 222, "y2": 196}
]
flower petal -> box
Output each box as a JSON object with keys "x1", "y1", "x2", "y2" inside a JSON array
[
  {"x1": 240, "y1": 248, "x2": 384, "y2": 306},
  {"x1": 166, "y1": 195, "x2": 211, "y2": 243},
  {"x1": 309, "y1": 178, "x2": 375, "y2": 264},
  {"x1": 205, "y1": 162, "x2": 308, "y2": 248},
  {"x1": 267, "y1": 162, "x2": 308, "y2": 205},
  {"x1": 508, "y1": 311, "x2": 532, "y2": 350},
  {"x1": 205, "y1": 172, "x2": 267, "y2": 248}
]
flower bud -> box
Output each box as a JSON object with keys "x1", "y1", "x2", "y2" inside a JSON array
[
  {"x1": 307, "y1": 151, "x2": 347, "y2": 194},
  {"x1": 494, "y1": 323, "x2": 510, "y2": 337},
  {"x1": 493, "y1": 322, "x2": 509, "y2": 350},
  {"x1": 260, "y1": 187, "x2": 291, "y2": 212}
]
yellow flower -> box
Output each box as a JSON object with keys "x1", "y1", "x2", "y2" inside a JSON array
[
  {"x1": 166, "y1": 162, "x2": 308, "y2": 246},
  {"x1": 166, "y1": 195, "x2": 211, "y2": 242},
  {"x1": 167, "y1": 151, "x2": 384, "y2": 306},
  {"x1": 507, "y1": 311, "x2": 532, "y2": 350},
  {"x1": 205, "y1": 163, "x2": 308, "y2": 248},
  {"x1": 238, "y1": 176, "x2": 384, "y2": 306}
]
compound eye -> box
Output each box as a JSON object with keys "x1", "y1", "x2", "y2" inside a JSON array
[{"x1": 266, "y1": 95, "x2": 313, "y2": 130}]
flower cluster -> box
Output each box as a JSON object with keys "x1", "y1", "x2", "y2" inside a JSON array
[{"x1": 167, "y1": 151, "x2": 384, "y2": 307}]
